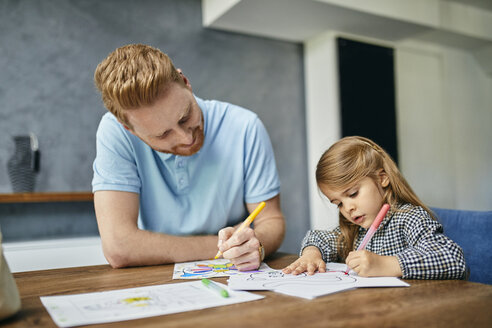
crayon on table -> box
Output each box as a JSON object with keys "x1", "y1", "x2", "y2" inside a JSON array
[{"x1": 201, "y1": 278, "x2": 229, "y2": 298}]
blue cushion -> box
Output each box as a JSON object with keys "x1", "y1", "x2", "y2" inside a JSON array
[{"x1": 432, "y1": 207, "x2": 492, "y2": 284}]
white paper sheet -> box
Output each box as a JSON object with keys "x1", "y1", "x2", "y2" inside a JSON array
[
  {"x1": 40, "y1": 281, "x2": 264, "y2": 327},
  {"x1": 228, "y1": 262, "x2": 410, "y2": 299},
  {"x1": 173, "y1": 258, "x2": 275, "y2": 279}
]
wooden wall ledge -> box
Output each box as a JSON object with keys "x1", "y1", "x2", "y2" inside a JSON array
[{"x1": 0, "y1": 192, "x2": 93, "y2": 203}]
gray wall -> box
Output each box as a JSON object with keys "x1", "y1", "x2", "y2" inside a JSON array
[{"x1": 0, "y1": 0, "x2": 309, "y2": 253}]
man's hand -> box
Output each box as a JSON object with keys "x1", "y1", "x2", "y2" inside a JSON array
[
  {"x1": 282, "y1": 246, "x2": 326, "y2": 275},
  {"x1": 217, "y1": 226, "x2": 261, "y2": 271},
  {"x1": 216, "y1": 195, "x2": 285, "y2": 271}
]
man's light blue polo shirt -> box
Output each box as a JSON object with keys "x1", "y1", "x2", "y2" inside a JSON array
[{"x1": 92, "y1": 96, "x2": 280, "y2": 235}]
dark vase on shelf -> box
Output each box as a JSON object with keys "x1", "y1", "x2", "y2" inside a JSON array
[{"x1": 7, "y1": 134, "x2": 40, "y2": 193}]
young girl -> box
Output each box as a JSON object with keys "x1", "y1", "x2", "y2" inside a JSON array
[{"x1": 283, "y1": 136, "x2": 466, "y2": 279}]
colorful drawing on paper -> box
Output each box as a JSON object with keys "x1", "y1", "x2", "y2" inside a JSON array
[
  {"x1": 81, "y1": 293, "x2": 164, "y2": 314},
  {"x1": 173, "y1": 259, "x2": 274, "y2": 279},
  {"x1": 40, "y1": 281, "x2": 265, "y2": 327}
]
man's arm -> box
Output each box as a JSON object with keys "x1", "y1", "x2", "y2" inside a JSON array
[
  {"x1": 94, "y1": 190, "x2": 218, "y2": 268},
  {"x1": 217, "y1": 194, "x2": 285, "y2": 270}
]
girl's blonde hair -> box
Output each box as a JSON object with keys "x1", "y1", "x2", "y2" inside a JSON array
[
  {"x1": 316, "y1": 136, "x2": 435, "y2": 260},
  {"x1": 94, "y1": 44, "x2": 184, "y2": 128}
]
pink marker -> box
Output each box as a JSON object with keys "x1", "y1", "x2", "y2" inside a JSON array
[{"x1": 345, "y1": 203, "x2": 390, "y2": 274}]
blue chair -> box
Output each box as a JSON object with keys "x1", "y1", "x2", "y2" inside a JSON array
[{"x1": 432, "y1": 207, "x2": 492, "y2": 285}]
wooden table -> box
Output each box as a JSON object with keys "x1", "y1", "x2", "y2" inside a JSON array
[{"x1": 4, "y1": 253, "x2": 492, "y2": 327}]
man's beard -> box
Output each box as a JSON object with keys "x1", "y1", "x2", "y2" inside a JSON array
[{"x1": 155, "y1": 127, "x2": 204, "y2": 156}]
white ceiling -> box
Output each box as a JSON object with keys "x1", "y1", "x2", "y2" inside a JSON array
[
  {"x1": 203, "y1": 0, "x2": 492, "y2": 73},
  {"x1": 204, "y1": 0, "x2": 492, "y2": 49}
]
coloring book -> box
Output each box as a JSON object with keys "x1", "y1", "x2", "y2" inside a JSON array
[
  {"x1": 173, "y1": 259, "x2": 275, "y2": 279},
  {"x1": 227, "y1": 262, "x2": 410, "y2": 299},
  {"x1": 41, "y1": 281, "x2": 263, "y2": 327}
]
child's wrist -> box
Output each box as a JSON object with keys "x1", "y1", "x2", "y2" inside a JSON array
[
  {"x1": 383, "y1": 256, "x2": 403, "y2": 277},
  {"x1": 302, "y1": 246, "x2": 322, "y2": 257}
]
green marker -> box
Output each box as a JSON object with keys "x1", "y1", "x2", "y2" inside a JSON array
[{"x1": 201, "y1": 278, "x2": 229, "y2": 298}]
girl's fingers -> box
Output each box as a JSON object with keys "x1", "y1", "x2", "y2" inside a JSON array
[
  {"x1": 307, "y1": 263, "x2": 318, "y2": 275},
  {"x1": 292, "y1": 265, "x2": 306, "y2": 275},
  {"x1": 282, "y1": 260, "x2": 302, "y2": 273},
  {"x1": 283, "y1": 256, "x2": 326, "y2": 275}
]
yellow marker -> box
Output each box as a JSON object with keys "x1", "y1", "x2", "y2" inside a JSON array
[{"x1": 214, "y1": 201, "x2": 266, "y2": 259}]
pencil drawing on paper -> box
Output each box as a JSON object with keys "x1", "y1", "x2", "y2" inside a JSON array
[
  {"x1": 245, "y1": 270, "x2": 357, "y2": 289},
  {"x1": 227, "y1": 262, "x2": 410, "y2": 299}
]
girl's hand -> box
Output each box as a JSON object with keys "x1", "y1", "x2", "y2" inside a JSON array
[
  {"x1": 282, "y1": 246, "x2": 326, "y2": 275},
  {"x1": 345, "y1": 250, "x2": 402, "y2": 277}
]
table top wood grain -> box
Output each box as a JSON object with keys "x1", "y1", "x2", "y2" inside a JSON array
[{"x1": 4, "y1": 253, "x2": 492, "y2": 327}]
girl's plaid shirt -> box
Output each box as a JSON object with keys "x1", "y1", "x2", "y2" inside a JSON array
[{"x1": 301, "y1": 203, "x2": 467, "y2": 280}]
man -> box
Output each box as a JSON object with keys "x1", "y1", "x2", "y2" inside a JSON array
[
  {"x1": 0, "y1": 227, "x2": 21, "y2": 320},
  {"x1": 92, "y1": 44, "x2": 285, "y2": 270}
]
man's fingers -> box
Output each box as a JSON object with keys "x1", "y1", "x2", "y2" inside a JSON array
[
  {"x1": 219, "y1": 228, "x2": 255, "y2": 252},
  {"x1": 217, "y1": 227, "x2": 234, "y2": 240},
  {"x1": 234, "y1": 261, "x2": 259, "y2": 272},
  {"x1": 217, "y1": 227, "x2": 235, "y2": 248},
  {"x1": 228, "y1": 250, "x2": 260, "y2": 271},
  {"x1": 222, "y1": 237, "x2": 259, "y2": 260}
]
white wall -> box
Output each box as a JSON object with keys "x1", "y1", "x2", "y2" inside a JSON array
[
  {"x1": 203, "y1": 0, "x2": 492, "y2": 230},
  {"x1": 397, "y1": 41, "x2": 492, "y2": 212},
  {"x1": 305, "y1": 34, "x2": 492, "y2": 230},
  {"x1": 443, "y1": 48, "x2": 492, "y2": 210},
  {"x1": 396, "y1": 42, "x2": 456, "y2": 209},
  {"x1": 304, "y1": 31, "x2": 341, "y2": 230}
]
